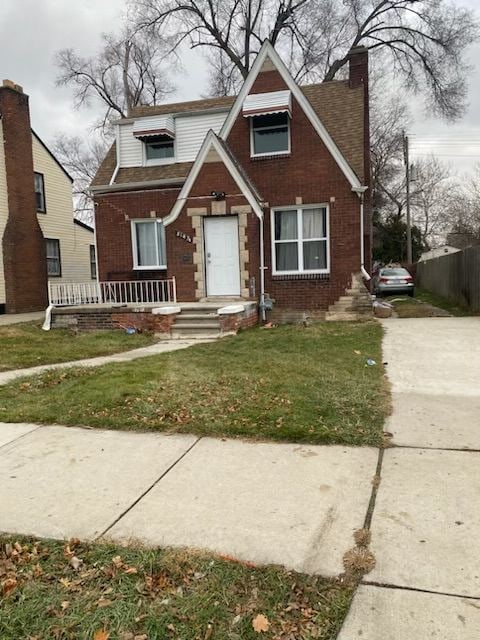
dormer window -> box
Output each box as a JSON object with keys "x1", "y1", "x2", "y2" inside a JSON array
[
  {"x1": 145, "y1": 136, "x2": 174, "y2": 161},
  {"x1": 243, "y1": 90, "x2": 292, "y2": 158}
]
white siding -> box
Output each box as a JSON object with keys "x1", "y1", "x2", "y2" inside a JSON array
[
  {"x1": 118, "y1": 111, "x2": 227, "y2": 168},
  {"x1": 0, "y1": 121, "x2": 8, "y2": 305},
  {"x1": 175, "y1": 112, "x2": 227, "y2": 162},
  {"x1": 119, "y1": 122, "x2": 143, "y2": 167},
  {"x1": 32, "y1": 135, "x2": 95, "y2": 284}
]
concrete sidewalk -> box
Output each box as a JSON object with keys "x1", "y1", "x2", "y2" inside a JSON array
[
  {"x1": 0, "y1": 338, "x2": 212, "y2": 386},
  {"x1": 0, "y1": 422, "x2": 377, "y2": 577},
  {"x1": 0, "y1": 311, "x2": 45, "y2": 325},
  {"x1": 338, "y1": 317, "x2": 480, "y2": 640}
]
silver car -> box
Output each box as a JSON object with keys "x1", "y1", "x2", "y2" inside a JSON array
[{"x1": 374, "y1": 267, "x2": 414, "y2": 297}]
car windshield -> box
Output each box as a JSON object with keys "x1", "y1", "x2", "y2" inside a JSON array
[{"x1": 381, "y1": 268, "x2": 409, "y2": 276}]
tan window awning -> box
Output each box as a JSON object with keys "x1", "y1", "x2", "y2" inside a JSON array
[
  {"x1": 242, "y1": 90, "x2": 291, "y2": 118},
  {"x1": 133, "y1": 115, "x2": 175, "y2": 139}
]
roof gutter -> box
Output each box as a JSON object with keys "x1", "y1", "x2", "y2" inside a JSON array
[
  {"x1": 352, "y1": 185, "x2": 370, "y2": 281},
  {"x1": 90, "y1": 177, "x2": 187, "y2": 195}
]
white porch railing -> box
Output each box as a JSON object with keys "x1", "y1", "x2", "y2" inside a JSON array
[{"x1": 48, "y1": 278, "x2": 177, "y2": 307}]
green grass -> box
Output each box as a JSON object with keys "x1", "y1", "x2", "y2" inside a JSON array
[
  {"x1": 0, "y1": 323, "x2": 155, "y2": 371},
  {"x1": 0, "y1": 322, "x2": 389, "y2": 447},
  {"x1": 0, "y1": 535, "x2": 354, "y2": 640},
  {"x1": 415, "y1": 287, "x2": 474, "y2": 317}
]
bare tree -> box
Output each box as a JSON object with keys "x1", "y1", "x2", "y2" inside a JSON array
[
  {"x1": 52, "y1": 134, "x2": 111, "y2": 226},
  {"x1": 134, "y1": 0, "x2": 479, "y2": 117},
  {"x1": 55, "y1": 27, "x2": 176, "y2": 131}
]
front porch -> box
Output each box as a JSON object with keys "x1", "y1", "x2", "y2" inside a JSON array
[{"x1": 50, "y1": 298, "x2": 259, "y2": 338}]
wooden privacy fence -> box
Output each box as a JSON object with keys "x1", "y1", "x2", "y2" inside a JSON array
[{"x1": 417, "y1": 246, "x2": 480, "y2": 312}]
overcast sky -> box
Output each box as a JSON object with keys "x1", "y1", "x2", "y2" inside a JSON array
[{"x1": 0, "y1": 0, "x2": 479, "y2": 174}]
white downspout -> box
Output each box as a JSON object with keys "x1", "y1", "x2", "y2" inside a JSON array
[
  {"x1": 109, "y1": 124, "x2": 120, "y2": 185},
  {"x1": 259, "y1": 211, "x2": 266, "y2": 321},
  {"x1": 352, "y1": 186, "x2": 370, "y2": 281}
]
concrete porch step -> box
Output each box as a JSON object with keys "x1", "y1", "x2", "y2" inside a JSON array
[
  {"x1": 173, "y1": 322, "x2": 220, "y2": 330},
  {"x1": 325, "y1": 311, "x2": 360, "y2": 321},
  {"x1": 170, "y1": 330, "x2": 221, "y2": 340},
  {"x1": 176, "y1": 313, "x2": 218, "y2": 322}
]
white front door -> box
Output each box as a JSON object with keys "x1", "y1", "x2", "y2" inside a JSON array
[{"x1": 204, "y1": 216, "x2": 241, "y2": 297}]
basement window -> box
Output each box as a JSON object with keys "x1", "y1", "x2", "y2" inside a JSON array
[{"x1": 132, "y1": 219, "x2": 167, "y2": 269}]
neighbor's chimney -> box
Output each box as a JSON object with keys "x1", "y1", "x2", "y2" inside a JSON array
[
  {"x1": 348, "y1": 46, "x2": 372, "y2": 275},
  {"x1": 0, "y1": 80, "x2": 48, "y2": 313}
]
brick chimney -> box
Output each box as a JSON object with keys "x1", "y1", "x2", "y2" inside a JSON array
[
  {"x1": 348, "y1": 46, "x2": 372, "y2": 276},
  {"x1": 0, "y1": 80, "x2": 48, "y2": 312}
]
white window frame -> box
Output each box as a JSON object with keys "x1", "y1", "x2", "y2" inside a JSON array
[
  {"x1": 271, "y1": 204, "x2": 330, "y2": 276},
  {"x1": 131, "y1": 219, "x2": 167, "y2": 270},
  {"x1": 250, "y1": 113, "x2": 291, "y2": 158},
  {"x1": 142, "y1": 136, "x2": 176, "y2": 167}
]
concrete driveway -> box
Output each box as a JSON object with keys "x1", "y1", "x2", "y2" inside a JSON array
[{"x1": 339, "y1": 317, "x2": 480, "y2": 639}]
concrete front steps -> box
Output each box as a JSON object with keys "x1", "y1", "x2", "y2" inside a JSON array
[
  {"x1": 169, "y1": 304, "x2": 222, "y2": 339},
  {"x1": 325, "y1": 273, "x2": 373, "y2": 321}
]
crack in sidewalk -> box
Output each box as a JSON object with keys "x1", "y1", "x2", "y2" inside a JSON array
[{"x1": 96, "y1": 436, "x2": 203, "y2": 540}]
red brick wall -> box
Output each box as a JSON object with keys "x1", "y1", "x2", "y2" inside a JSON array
[
  {"x1": 0, "y1": 84, "x2": 48, "y2": 312},
  {"x1": 223, "y1": 68, "x2": 362, "y2": 309}
]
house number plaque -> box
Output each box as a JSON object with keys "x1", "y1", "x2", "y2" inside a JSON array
[{"x1": 176, "y1": 230, "x2": 192, "y2": 243}]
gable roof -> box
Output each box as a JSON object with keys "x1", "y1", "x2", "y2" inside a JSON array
[
  {"x1": 163, "y1": 130, "x2": 263, "y2": 226},
  {"x1": 220, "y1": 40, "x2": 362, "y2": 189},
  {"x1": 32, "y1": 130, "x2": 73, "y2": 183},
  {"x1": 91, "y1": 81, "x2": 364, "y2": 190},
  {"x1": 73, "y1": 218, "x2": 94, "y2": 232}
]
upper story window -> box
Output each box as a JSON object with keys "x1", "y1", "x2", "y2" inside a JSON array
[
  {"x1": 251, "y1": 112, "x2": 290, "y2": 157},
  {"x1": 243, "y1": 89, "x2": 292, "y2": 158},
  {"x1": 145, "y1": 135, "x2": 175, "y2": 163},
  {"x1": 131, "y1": 219, "x2": 167, "y2": 270},
  {"x1": 272, "y1": 205, "x2": 329, "y2": 275},
  {"x1": 90, "y1": 245, "x2": 97, "y2": 279},
  {"x1": 34, "y1": 172, "x2": 46, "y2": 212}
]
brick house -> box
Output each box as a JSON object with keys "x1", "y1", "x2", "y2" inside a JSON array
[
  {"x1": 90, "y1": 41, "x2": 372, "y2": 327},
  {"x1": 0, "y1": 80, "x2": 95, "y2": 314}
]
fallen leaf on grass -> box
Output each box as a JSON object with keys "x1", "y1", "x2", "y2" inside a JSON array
[
  {"x1": 1, "y1": 577, "x2": 17, "y2": 595},
  {"x1": 94, "y1": 630, "x2": 110, "y2": 640},
  {"x1": 252, "y1": 614, "x2": 270, "y2": 633},
  {"x1": 70, "y1": 556, "x2": 83, "y2": 570}
]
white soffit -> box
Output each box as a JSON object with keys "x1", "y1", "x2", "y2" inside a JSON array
[
  {"x1": 242, "y1": 90, "x2": 291, "y2": 118},
  {"x1": 133, "y1": 115, "x2": 175, "y2": 139}
]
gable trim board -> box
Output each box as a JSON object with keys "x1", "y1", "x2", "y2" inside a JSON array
[
  {"x1": 163, "y1": 130, "x2": 264, "y2": 226},
  {"x1": 220, "y1": 40, "x2": 363, "y2": 190}
]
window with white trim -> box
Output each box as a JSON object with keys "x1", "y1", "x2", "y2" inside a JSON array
[
  {"x1": 45, "y1": 239, "x2": 61, "y2": 277},
  {"x1": 90, "y1": 245, "x2": 97, "y2": 279},
  {"x1": 144, "y1": 135, "x2": 174, "y2": 163},
  {"x1": 251, "y1": 113, "x2": 290, "y2": 157},
  {"x1": 272, "y1": 206, "x2": 329, "y2": 274},
  {"x1": 132, "y1": 220, "x2": 167, "y2": 269},
  {"x1": 34, "y1": 172, "x2": 46, "y2": 212}
]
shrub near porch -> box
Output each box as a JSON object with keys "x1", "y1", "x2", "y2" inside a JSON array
[{"x1": 0, "y1": 322, "x2": 389, "y2": 447}]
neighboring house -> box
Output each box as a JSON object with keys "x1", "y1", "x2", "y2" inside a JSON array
[
  {"x1": 0, "y1": 80, "x2": 95, "y2": 314},
  {"x1": 419, "y1": 245, "x2": 461, "y2": 262},
  {"x1": 91, "y1": 41, "x2": 371, "y2": 318}
]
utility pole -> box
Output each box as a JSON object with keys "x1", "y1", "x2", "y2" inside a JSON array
[{"x1": 403, "y1": 131, "x2": 412, "y2": 264}]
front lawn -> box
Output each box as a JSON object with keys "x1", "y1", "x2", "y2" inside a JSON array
[
  {"x1": 0, "y1": 323, "x2": 155, "y2": 371},
  {"x1": 0, "y1": 322, "x2": 389, "y2": 446},
  {"x1": 0, "y1": 535, "x2": 353, "y2": 640}
]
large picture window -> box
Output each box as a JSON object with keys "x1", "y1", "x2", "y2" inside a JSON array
[
  {"x1": 132, "y1": 220, "x2": 167, "y2": 269},
  {"x1": 272, "y1": 206, "x2": 329, "y2": 275},
  {"x1": 251, "y1": 113, "x2": 290, "y2": 157}
]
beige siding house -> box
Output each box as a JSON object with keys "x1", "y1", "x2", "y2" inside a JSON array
[{"x1": 32, "y1": 133, "x2": 95, "y2": 285}]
